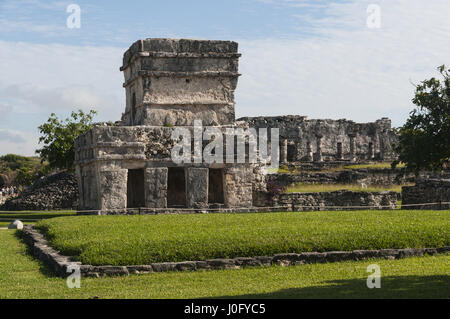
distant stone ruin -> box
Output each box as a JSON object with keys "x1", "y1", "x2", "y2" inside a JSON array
[
  {"x1": 74, "y1": 38, "x2": 399, "y2": 214},
  {"x1": 239, "y1": 116, "x2": 397, "y2": 163}
]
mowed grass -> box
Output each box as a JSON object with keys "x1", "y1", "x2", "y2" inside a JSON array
[
  {"x1": 36, "y1": 210, "x2": 450, "y2": 266},
  {"x1": 0, "y1": 230, "x2": 448, "y2": 299},
  {"x1": 267, "y1": 162, "x2": 405, "y2": 174},
  {"x1": 285, "y1": 183, "x2": 409, "y2": 193}
]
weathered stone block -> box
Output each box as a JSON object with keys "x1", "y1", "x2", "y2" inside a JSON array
[
  {"x1": 186, "y1": 168, "x2": 208, "y2": 208},
  {"x1": 100, "y1": 170, "x2": 128, "y2": 210},
  {"x1": 145, "y1": 168, "x2": 168, "y2": 208}
]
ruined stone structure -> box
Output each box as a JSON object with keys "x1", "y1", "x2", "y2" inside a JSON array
[
  {"x1": 239, "y1": 116, "x2": 398, "y2": 163},
  {"x1": 120, "y1": 38, "x2": 239, "y2": 127},
  {"x1": 75, "y1": 39, "x2": 265, "y2": 213},
  {"x1": 402, "y1": 179, "x2": 450, "y2": 210},
  {"x1": 74, "y1": 38, "x2": 400, "y2": 213},
  {"x1": 275, "y1": 190, "x2": 398, "y2": 211}
]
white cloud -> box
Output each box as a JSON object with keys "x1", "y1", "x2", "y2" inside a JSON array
[
  {"x1": 0, "y1": 41, "x2": 124, "y2": 156},
  {"x1": 1, "y1": 0, "x2": 450, "y2": 156},
  {"x1": 0, "y1": 129, "x2": 26, "y2": 144},
  {"x1": 0, "y1": 41, "x2": 125, "y2": 116},
  {"x1": 236, "y1": 0, "x2": 450, "y2": 126},
  {"x1": 0, "y1": 103, "x2": 13, "y2": 119},
  {"x1": 0, "y1": 129, "x2": 38, "y2": 156}
]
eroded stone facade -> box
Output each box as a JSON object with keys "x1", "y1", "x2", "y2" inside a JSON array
[
  {"x1": 239, "y1": 116, "x2": 398, "y2": 162},
  {"x1": 75, "y1": 39, "x2": 264, "y2": 212},
  {"x1": 120, "y1": 38, "x2": 240, "y2": 126}
]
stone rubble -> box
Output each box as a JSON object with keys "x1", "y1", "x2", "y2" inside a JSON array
[{"x1": 1, "y1": 171, "x2": 78, "y2": 211}]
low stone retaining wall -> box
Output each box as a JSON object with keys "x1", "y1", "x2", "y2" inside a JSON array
[
  {"x1": 402, "y1": 179, "x2": 450, "y2": 210},
  {"x1": 21, "y1": 225, "x2": 449, "y2": 278},
  {"x1": 275, "y1": 190, "x2": 398, "y2": 211}
]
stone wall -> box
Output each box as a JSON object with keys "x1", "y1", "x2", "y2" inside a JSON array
[
  {"x1": 238, "y1": 116, "x2": 398, "y2": 162},
  {"x1": 268, "y1": 168, "x2": 415, "y2": 186},
  {"x1": 402, "y1": 179, "x2": 450, "y2": 210},
  {"x1": 275, "y1": 190, "x2": 398, "y2": 211}
]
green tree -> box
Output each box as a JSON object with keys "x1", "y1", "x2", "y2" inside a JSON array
[
  {"x1": 36, "y1": 110, "x2": 97, "y2": 170},
  {"x1": 393, "y1": 65, "x2": 450, "y2": 173}
]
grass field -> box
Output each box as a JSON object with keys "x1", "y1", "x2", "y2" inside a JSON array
[
  {"x1": 36, "y1": 210, "x2": 450, "y2": 266},
  {"x1": 285, "y1": 183, "x2": 408, "y2": 193},
  {"x1": 266, "y1": 162, "x2": 406, "y2": 174},
  {"x1": 0, "y1": 230, "x2": 448, "y2": 299}
]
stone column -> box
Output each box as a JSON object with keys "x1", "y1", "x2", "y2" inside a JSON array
[
  {"x1": 379, "y1": 137, "x2": 385, "y2": 160},
  {"x1": 295, "y1": 141, "x2": 303, "y2": 161},
  {"x1": 305, "y1": 141, "x2": 313, "y2": 162},
  {"x1": 349, "y1": 133, "x2": 357, "y2": 162},
  {"x1": 99, "y1": 169, "x2": 128, "y2": 210},
  {"x1": 186, "y1": 167, "x2": 208, "y2": 208},
  {"x1": 281, "y1": 139, "x2": 288, "y2": 164},
  {"x1": 145, "y1": 168, "x2": 168, "y2": 208},
  {"x1": 368, "y1": 142, "x2": 375, "y2": 160},
  {"x1": 314, "y1": 134, "x2": 323, "y2": 162},
  {"x1": 224, "y1": 166, "x2": 253, "y2": 208},
  {"x1": 75, "y1": 165, "x2": 84, "y2": 209},
  {"x1": 336, "y1": 142, "x2": 343, "y2": 160}
]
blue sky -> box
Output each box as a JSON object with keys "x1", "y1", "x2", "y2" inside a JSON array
[
  {"x1": 0, "y1": 0, "x2": 329, "y2": 44},
  {"x1": 1, "y1": 0, "x2": 450, "y2": 155}
]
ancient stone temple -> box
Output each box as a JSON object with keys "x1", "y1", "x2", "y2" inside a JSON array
[
  {"x1": 74, "y1": 39, "x2": 266, "y2": 213},
  {"x1": 74, "y1": 38, "x2": 399, "y2": 214}
]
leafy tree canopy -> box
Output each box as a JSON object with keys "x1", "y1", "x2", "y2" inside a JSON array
[
  {"x1": 36, "y1": 110, "x2": 97, "y2": 171},
  {"x1": 393, "y1": 65, "x2": 450, "y2": 173}
]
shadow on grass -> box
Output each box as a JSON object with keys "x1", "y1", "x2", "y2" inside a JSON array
[
  {"x1": 14, "y1": 230, "x2": 61, "y2": 278},
  {"x1": 214, "y1": 275, "x2": 450, "y2": 299},
  {"x1": 0, "y1": 212, "x2": 76, "y2": 221}
]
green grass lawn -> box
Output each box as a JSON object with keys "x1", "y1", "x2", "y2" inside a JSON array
[
  {"x1": 0, "y1": 230, "x2": 448, "y2": 299},
  {"x1": 266, "y1": 162, "x2": 405, "y2": 174},
  {"x1": 36, "y1": 210, "x2": 450, "y2": 266},
  {"x1": 285, "y1": 183, "x2": 409, "y2": 193}
]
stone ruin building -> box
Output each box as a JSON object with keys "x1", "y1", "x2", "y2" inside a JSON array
[
  {"x1": 74, "y1": 38, "x2": 398, "y2": 213},
  {"x1": 75, "y1": 38, "x2": 267, "y2": 213},
  {"x1": 239, "y1": 116, "x2": 397, "y2": 164}
]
